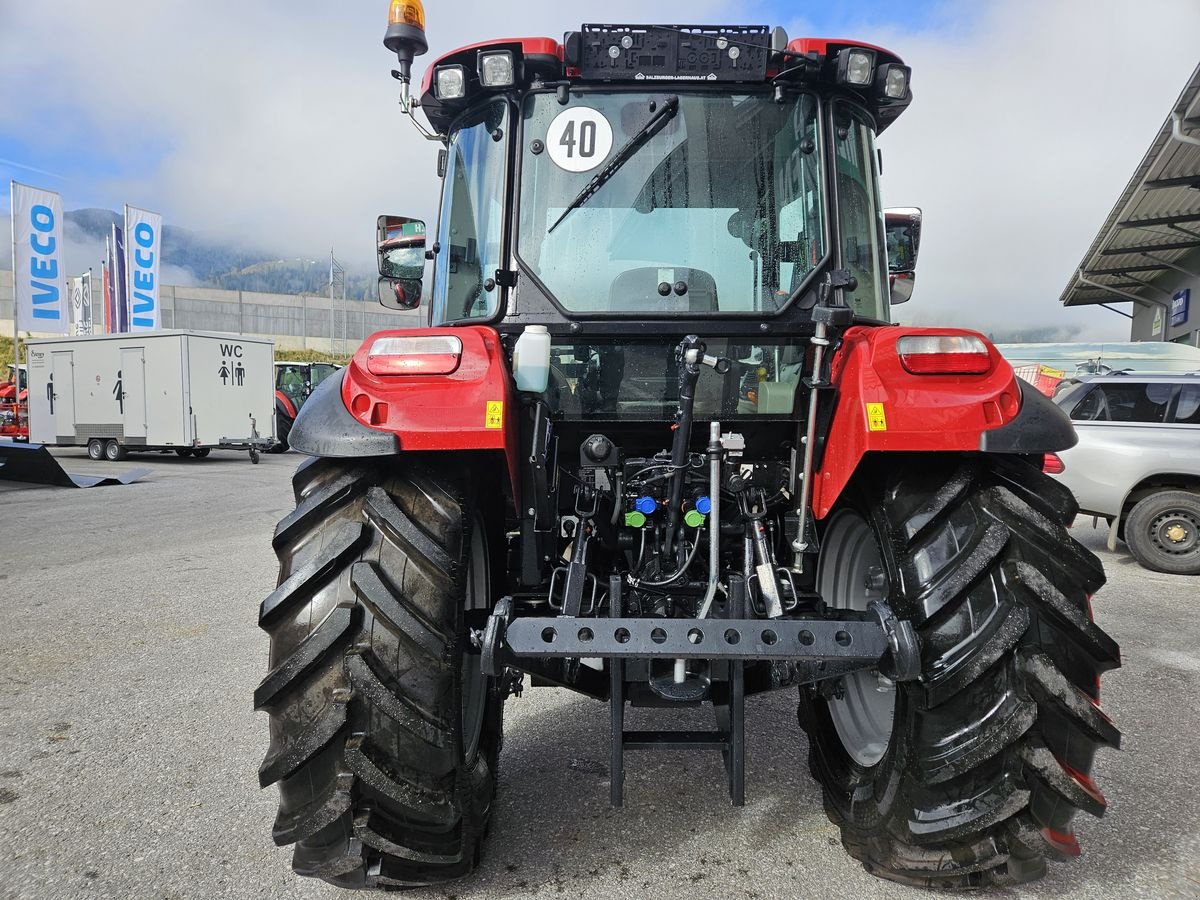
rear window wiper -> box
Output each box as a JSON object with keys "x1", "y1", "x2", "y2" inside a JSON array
[{"x1": 548, "y1": 95, "x2": 680, "y2": 234}]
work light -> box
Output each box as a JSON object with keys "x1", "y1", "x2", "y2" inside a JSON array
[
  {"x1": 837, "y1": 48, "x2": 875, "y2": 87},
  {"x1": 877, "y1": 63, "x2": 911, "y2": 100},
  {"x1": 478, "y1": 50, "x2": 515, "y2": 87},
  {"x1": 435, "y1": 65, "x2": 467, "y2": 100}
]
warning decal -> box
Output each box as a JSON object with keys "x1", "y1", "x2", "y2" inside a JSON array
[
  {"x1": 866, "y1": 403, "x2": 887, "y2": 432},
  {"x1": 485, "y1": 400, "x2": 504, "y2": 429}
]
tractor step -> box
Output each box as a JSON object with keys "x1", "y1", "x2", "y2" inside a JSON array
[{"x1": 609, "y1": 575, "x2": 747, "y2": 807}]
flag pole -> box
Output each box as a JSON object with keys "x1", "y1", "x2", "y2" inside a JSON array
[{"x1": 9, "y1": 180, "x2": 18, "y2": 405}]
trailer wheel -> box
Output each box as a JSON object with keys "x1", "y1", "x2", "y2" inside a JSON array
[
  {"x1": 87, "y1": 439, "x2": 104, "y2": 460},
  {"x1": 103, "y1": 439, "x2": 126, "y2": 461},
  {"x1": 1123, "y1": 489, "x2": 1200, "y2": 576},
  {"x1": 799, "y1": 454, "x2": 1120, "y2": 889},
  {"x1": 175, "y1": 448, "x2": 194, "y2": 458},
  {"x1": 256, "y1": 456, "x2": 503, "y2": 888},
  {"x1": 193, "y1": 448, "x2": 211, "y2": 459}
]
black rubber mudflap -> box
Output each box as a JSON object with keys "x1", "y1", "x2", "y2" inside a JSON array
[{"x1": 0, "y1": 443, "x2": 151, "y2": 487}]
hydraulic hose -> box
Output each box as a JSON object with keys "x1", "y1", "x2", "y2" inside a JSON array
[{"x1": 698, "y1": 421, "x2": 722, "y2": 620}]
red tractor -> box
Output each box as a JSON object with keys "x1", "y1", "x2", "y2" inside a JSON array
[
  {"x1": 255, "y1": 5, "x2": 1120, "y2": 890},
  {"x1": 0, "y1": 364, "x2": 28, "y2": 442}
]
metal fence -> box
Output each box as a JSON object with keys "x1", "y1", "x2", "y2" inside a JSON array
[{"x1": 0, "y1": 269, "x2": 420, "y2": 353}]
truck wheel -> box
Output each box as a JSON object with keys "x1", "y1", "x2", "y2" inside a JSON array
[
  {"x1": 103, "y1": 439, "x2": 126, "y2": 461},
  {"x1": 193, "y1": 448, "x2": 211, "y2": 459},
  {"x1": 175, "y1": 448, "x2": 194, "y2": 458},
  {"x1": 799, "y1": 455, "x2": 1121, "y2": 889},
  {"x1": 1124, "y1": 489, "x2": 1200, "y2": 575},
  {"x1": 87, "y1": 439, "x2": 104, "y2": 460},
  {"x1": 256, "y1": 456, "x2": 503, "y2": 888}
]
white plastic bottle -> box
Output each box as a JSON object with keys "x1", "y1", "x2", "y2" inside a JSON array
[{"x1": 512, "y1": 325, "x2": 551, "y2": 393}]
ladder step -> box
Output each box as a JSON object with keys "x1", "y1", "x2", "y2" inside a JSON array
[{"x1": 623, "y1": 730, "x2": 730, "y2": 752}]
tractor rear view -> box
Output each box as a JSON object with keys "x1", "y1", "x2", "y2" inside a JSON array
[{"x1": 254, "y1": 3, "x2": 1121, "y2": 890}]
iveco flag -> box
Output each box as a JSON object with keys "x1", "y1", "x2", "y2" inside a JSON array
[
  {"x1": 124, "y1": 204, "x2": 162, "y2": 331},
  {"x1": 9, "y1": 181, "x2": 68, "y2": 334}
]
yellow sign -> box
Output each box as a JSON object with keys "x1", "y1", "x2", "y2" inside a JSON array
[
  {"x1": 485, "y1": 400, "x2": 504, "y2": 429},
  {"x1": 866, "y1": 403, "x2": 887, "y2": 432}
]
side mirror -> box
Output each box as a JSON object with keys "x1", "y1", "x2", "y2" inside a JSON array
[
  {"x1": 884, "y1": 207, "x2": 921, "y2": 305},
  {"x1": 377, "y1": 214, "x2": 427, "y2": 279},
  {"x1": 379, "y1": 276, "x2": 422, "y2": 311}
]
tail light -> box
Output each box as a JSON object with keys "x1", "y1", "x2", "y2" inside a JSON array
[
  {"x1": 1042, "y1": 453, "x2": 1065, "y2": 475},
  {"x1": 897, "y1": 335, "x2": 992, "y2": 375},
  {"x1": 367, "y1": 335, "x2": 462, "y2": 375}
]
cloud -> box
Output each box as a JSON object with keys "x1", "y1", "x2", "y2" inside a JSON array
[
  {"x1": 0, "y1": 0, "x2": 725, "y2": 276},
  {"x1": 769, "y1": 0, "x2": 1200, "y2": 340}
]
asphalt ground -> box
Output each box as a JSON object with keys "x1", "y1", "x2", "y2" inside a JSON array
[{"x1": 0, "y1": 447, "x2": 1197, "y2": 900}]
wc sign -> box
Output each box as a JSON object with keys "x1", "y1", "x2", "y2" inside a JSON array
[
  {"x1": 9, "y1": 181, "x2": 68, "y2": 334},
  {"x1": 124, "y1": 204, "x2": 163, "y2": 331}
]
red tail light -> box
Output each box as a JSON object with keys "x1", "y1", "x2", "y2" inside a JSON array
[
  {"x1": 897, "y1": 335, "x2": 992, "y2": 375},
  {"x1": 367, "y1": 335, "x2": 462, "y2": 375},
  {"x1": 1042, "y1": 453, "x2": 1065, "y2": 475}
]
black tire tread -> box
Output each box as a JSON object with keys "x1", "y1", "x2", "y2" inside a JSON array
[
  {"x1": 800, "y1": 454, "x2": 1121, "y2": 890},
  {"x1": 256, "y1": 456, "x2": 500, "y2": 888}
]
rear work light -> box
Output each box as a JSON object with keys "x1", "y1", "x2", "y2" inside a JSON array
[
  {"x1": 367, "y1": 335, "x2": 463, "y2": 375},
  {"x1": 877, "y1": 63, "x2": 911, "y2": 100},
  {"x1": 478, "y1": 50, "x2": 515, "y2": 87},
  {"x1": 434, "y1": 65, "x2": 466, "y2": 100},
  {"x1": 837, "y1": 48, "x2": 876, "y2": 87},
  {"x1": 897, "y1": 335, "x2": 993, "y2": 375}
]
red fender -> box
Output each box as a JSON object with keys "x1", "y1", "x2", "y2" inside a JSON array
[
  {"x1": 275, "y1": 390, "x2": 297, "y2": 419},
  {"x1": 342, "y1": 326, "x2": 520, "y2": 503},
  {"x1": 812, "y1": 326, "x2": 1022, "y2": 519}
]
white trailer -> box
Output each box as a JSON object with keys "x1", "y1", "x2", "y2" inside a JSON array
[{"x1": 26, "y1": 331, "x2": 275, "y2": 462}]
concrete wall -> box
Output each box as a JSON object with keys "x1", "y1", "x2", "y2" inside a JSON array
[
  {"x1": 1129, "y1": 247, "x2": 1200, "y2": 347},
  {"x1": 0, "y1": 269, "x2": 421, "y2": 353}
]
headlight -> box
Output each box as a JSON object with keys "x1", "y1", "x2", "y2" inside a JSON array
[
  {"x1": 837, "y1": 48, "x2": 875, "y2": 87},
  {"x1": 478, "y1": 50, "x2": 514, "y2": 88},
  {"x1": 434, "y1": 65, "x2": 466, "y2": 100}
]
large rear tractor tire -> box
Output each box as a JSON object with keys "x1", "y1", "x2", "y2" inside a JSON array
[
  {"x1": 255, "y1": 455, "x2": 504, "y2": 888},
  {"x1": 799, "y1": 454, "x2": 1121, "y2": 889},
  {"x1": 271, "y1": 412, "x2": 293, "y2": 453}
]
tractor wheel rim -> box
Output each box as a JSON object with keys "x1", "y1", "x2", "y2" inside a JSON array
[
  {"x1": 819, "y1": 510, "x2": 896, "y2": 768},
  {"x1": 1150, "y1": 510, "x2": 1199, "y2": 556},
  {"x1": 461, "y1": 518, "x2": 488, "y2": 762}
]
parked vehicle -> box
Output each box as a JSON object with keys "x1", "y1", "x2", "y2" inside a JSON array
[
  {"x1": 253, "y1": 7, "x2": 1121, "y2": 891},
  {"x1": 1050, "y1": 372, "x2": 1200, "y2": 575},
  {"x1": 272, "y1": 361, "x2": 340, "y2": 451},
  {"x1": 25, "y1": 332, "x2": 275, "y2": 462},
  {"x1": 0, "y1": 363, "x2": 28, "y2": 441}
]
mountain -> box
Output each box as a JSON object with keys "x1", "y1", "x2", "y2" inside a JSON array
[{"x1": 59, "y1": 208, "x2": 375, "y2": 299}]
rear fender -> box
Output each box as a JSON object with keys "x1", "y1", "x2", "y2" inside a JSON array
[
  {"x1": 812, "y1": 326, "x2": 1072, "y2": 518},
  {"x1": 289, "y1": 326, "x2": 520, "y2": 504}
]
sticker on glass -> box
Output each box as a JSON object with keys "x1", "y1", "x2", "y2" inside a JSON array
[{"x1": 546, "y1": 107, "x2": 613, "y2": 173}]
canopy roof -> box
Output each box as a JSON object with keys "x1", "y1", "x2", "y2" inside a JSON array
[{"x1": 1060, "y1": 63, "x2": 1200, "y2": 308}]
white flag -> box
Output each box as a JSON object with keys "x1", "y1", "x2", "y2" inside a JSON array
[
  {"x1": 10, "y1": 181, "x2": 68, "y2": 334},
  {"x1": 124, "y1": 204, "x2": 163, "y2": 331}
]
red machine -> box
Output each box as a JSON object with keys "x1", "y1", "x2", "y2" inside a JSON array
[
  {"x1": 0, "y1": 364, "x2": 28, "y2": 442},
  {"x1": 253, "y1": 4, "x2": 1120, "y2": 892}
]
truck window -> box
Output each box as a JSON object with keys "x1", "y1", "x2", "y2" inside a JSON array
[
  {"x1": 1171, "y1": 384, "x2": 1200, "y2": 424},
  {"x1": 1069, "y1": 382, "x2": 1174, "y2": 423}
]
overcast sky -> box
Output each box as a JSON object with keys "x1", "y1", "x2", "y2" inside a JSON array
[{"x1": 2, "y1": 0, "x2": 1199, "y2": 340}]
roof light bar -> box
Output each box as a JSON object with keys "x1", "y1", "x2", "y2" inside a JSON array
[
  {"x1": 367, "y1": 335, "x2": 463, "y2": 376},
  {"x1": 478, "y1": 50, "x2": 515, "y2": 87},
  {"x1": 837, "y1": 48, "x2": 876, "y2": 87},
  {"x1": 434, "y1": 65, "x2": 466, "y2": 101},
  {"x1": 897, "y1": 335, "x2": 992, "y2": 375}
]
